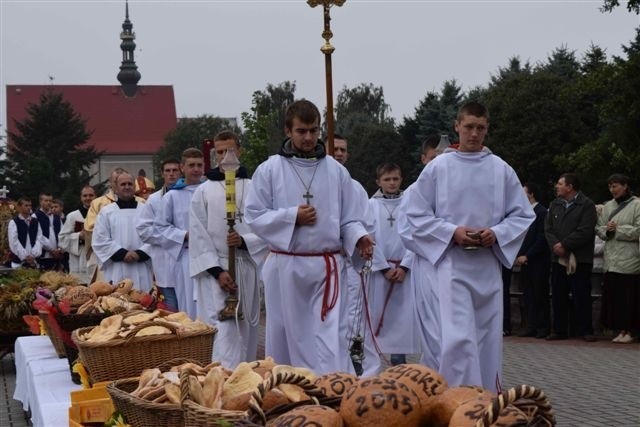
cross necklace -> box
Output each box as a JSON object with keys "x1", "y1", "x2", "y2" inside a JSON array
[
  {"x1": 289, "y1": 161, "x2": 320, "y2": 205},
  {"x1": 381, "y1": 202, "x2": 397, "y2": 227},
  {"x1": 218, "y1": 179, "x2": 245, "y2": 222}
]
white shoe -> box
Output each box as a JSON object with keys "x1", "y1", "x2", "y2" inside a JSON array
[
  {"x1": 612, "y1": 333, "x2": 624, "y2": 343},
  {"x1": 618, "y1": 334, "x2": 634, "y2": 344}
]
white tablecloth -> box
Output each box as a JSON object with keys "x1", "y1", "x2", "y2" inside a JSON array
[{"x1": 13, "y1": 335, "x2": 80, "y2": 427}]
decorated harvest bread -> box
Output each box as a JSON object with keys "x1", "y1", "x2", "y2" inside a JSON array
[
  {"x1": 89, "y1": 280, "x2": 114, "y2": 296},
  {"x1": 113, "y1": 278, "x2": 134, "y2": 294},
  {"x1": 426, "y1": 385, "x2": 495, "y2": 427},
  {"x1": 340, "y1": 376, "x2": 423, "y2": 427},
  {"x1": 313, "y1": 372, "x2": 359, "y2": 398},
  {"x1": 65, "y1": 286, "x2": 97, "y2": 307},
  {"x1": 269, "y1": 405, "x2": 344, "y2": 427},
  {"x1": 379, "y1": 363, "x2": 448, "y2": 402},
  {"x1": 448, "y1": 395, "x2": 528, "y2": 427}
]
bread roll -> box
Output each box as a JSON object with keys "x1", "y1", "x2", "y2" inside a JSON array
[
  {"x1": 339, "y1": 376, "x2": 423, "y2": 427},
  {"x1": 270, "y1": 405, "x2": 344, "y2": 427},
  {"x1": 314, "y1": 372, "x2": 359, "y2": 398},
  {"x1": 89, "y1": 281, "x2": 114, "y2": 296}
]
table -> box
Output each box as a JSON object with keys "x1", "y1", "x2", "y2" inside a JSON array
[{"x1": 13, "y1": 335, "x2": 80, "y2": 427}]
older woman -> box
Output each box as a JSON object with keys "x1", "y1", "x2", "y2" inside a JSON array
[{"x1": 596, "y1": 174, "x2": 640, "y2": 343}]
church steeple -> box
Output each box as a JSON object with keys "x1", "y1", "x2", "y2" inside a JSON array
[{"x1": 117, "y1": 0, "x2": 141, "y2": 97}]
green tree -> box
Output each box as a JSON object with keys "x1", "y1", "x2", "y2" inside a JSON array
[
  {"x1": 482, "y1": 50, "x2": 598, "y2": 202},
  {"x1": 1, "y1": 89, "x2": 101, "y2": 210},
  {"x1": 562, "y1": 29, "x2": 640, "y2": 201},
  {"x1": 153, "y1": 115, "x2": 240, "y2": 177},
  {"x1": 240, "y1": 103, "x2": 271, "y2": 175},
  {"x1": 335, "y1": 83, "x2": 394, "y2": 136},
  {"x1": 347, "y1": 123, "x2": 413, "y2": 195},
  {"x1": 600, "y1": 0, "x2": 640, "y2": 14},
  {"x1": 333, "y1": 83, "x2": 407, "y2": 193},
  {"x1": 252, "y1": 81, "x2": 296, "y2": 154},
  {"x1": 397, "y1": 79, "x2": 464, "y2": 182}
]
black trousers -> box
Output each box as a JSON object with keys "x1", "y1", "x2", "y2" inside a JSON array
[
  {"x1": 521, "y1": 261, "x2": 550, "y2": 334},
  {"x1": 551, "y1": 262, "x2": 593, "y2": 336}
]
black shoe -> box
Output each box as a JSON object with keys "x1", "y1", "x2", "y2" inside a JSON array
[
  {"x1": 503, "y1": 330, "x2": 512, "y2": 337},
  {"x1": 583, "y1": 334, "x2": 598, "y2": 342},
  {"x1": 535, "y1": 332, "x2": 548, "y2": 339},
  {"x1": 517, "y1": 330, "x2": 537, "y2": 337},
  {"x1": 545, "y1": 333, "x2": 567, "y2": 341}
]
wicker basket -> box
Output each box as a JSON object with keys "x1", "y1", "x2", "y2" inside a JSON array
[
  {"x1": 180, "y1": 367, "x2": 328, "y2": 427},
  {"x1": 476, "y1": 385, "x2": 556, "y2": 427},
  {"x1": 106, "y1": 358, "x2": 201, "y2": 427},
  {"x1": 38, "y1": 311, "x2": 67, "y2": 358},
  {"x1": 72, "y1": 320, "x2": 216, "y2": 384}
]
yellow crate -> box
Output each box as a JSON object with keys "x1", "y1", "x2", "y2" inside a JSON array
[{"x1": 68, "y1": 381, "x2": 115, "y2": 426}]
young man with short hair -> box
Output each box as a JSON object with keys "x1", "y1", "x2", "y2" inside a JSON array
[
  {"x1": 245, "y1": 99, "x2": 375, "y2": 374},
  {"x1": 8, "y1": 198, "x2": 42, "y2": 269},
  {"x1": 399, "y1": 101, "x2": 534, "y2": 391},
  {"x1": 190, "y1": 131, "x2": 267, "y2": 368},
  {"x1": 156, "y1": 148, "x2": 205, "y2": 318},
  {"x1": 59, "y1": 186, "x2": 96, "y2": 282},
  {"x1": 136, "y1": 158, "x2": 182, "y2": 311}
]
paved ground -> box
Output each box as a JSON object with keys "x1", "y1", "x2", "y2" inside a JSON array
[{"x1": 2, "y1": 332, "x2": 638, "y2": 427}]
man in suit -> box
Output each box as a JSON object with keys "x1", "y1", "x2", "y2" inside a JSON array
[{"x1": 515, "y1": 182, "x2": 551, "y2": 338}]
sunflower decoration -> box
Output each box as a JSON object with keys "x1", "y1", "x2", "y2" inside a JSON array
[{"x1": 0, "y1": 269, "x2": 52, "y2": 334}]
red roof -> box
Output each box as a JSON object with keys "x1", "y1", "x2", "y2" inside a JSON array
[{"x1": 6, "y1": 85, "x2": 177, "y2": 155}]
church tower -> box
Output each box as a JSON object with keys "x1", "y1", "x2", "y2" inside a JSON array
[{"x1": 117, "y1": 0, "x2": 142, "y2": 97}]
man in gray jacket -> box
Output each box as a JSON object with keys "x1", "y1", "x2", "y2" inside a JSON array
[{"x1": 544, "y1": 173, "x2": 598, "y2": 341}]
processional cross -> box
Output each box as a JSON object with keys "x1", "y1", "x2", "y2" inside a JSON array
[
  {"x1": 0, "y1": 185, "x2": 9, "y2": 199},
  {"x1": 307, "y1": 0, "x2": 345, "y2": 157}
]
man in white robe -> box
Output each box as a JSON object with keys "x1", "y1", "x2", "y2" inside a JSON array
[
  {"x1": 245, "y1": 100, "x2": 374, "y2": 375},
  {"x1": 190, "y1": 131, "x2": 267, "y2": 369},
  {"x1": 136, "y1": 159, "x2": 182, "y2": 311},
  {"x1": 399, "y1": 102, "x2": 534, "y2": 392},
  {"x1": 59, "y1": 186, "x2": 96, "y2": 283},
  {"x1": 92, "y1": 173, "x2": 152, "y2": 291},
  {"x1": 368, "y1": 163, "x2": 420, "y2": 366},
  {"x1": 156, "y1": 148, "x2": 204, "y2": 319}
]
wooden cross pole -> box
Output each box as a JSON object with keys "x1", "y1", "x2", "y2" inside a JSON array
[{"x1": 307, "y1": 0, "x2": 346, "y2": 157}]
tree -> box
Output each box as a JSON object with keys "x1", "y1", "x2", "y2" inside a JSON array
[
  {"x1": 332, "y1": 83, "x2": 407, "y2": 193},
  {"x1": 563, "y1": 28, "x2": 640, "y2": 201},
  {"x1": 252, "y1": 81, "x2": 296, "y2": 154},
  {"x1": 1, "y1": 89, "x2": 101, "y2": 211},
  {"x1": 600, "y1": 0, "x2": 640, "y2": 14},
  {"x1": 334, "y1": 83, "x2": 394, "y2": 136},
  {"x1": 240, "y1": 102, "x2": 271, "y2": 175},
  {"x1": 397, "y1": 80, "x2": 464, "y2": 182},
  {"x1": 153, "y1": 115, "x2": 241, "y2": 177},
  {"x1": 347, "y1": 123, "x2": 413, "y2": 195}
]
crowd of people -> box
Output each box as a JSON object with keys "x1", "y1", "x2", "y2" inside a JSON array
[{"x1": 5, "y1": 100, "x2": 639, "y2": 393}]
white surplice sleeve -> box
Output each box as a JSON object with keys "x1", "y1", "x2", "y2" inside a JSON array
[
  {"x1": 58, "y1": 210, "x2": 81, "y2": 256},
  {"x1": 189, "y1": 185, "x2": 222, "y2": 276},
  {"x1": 156, "y1": 191, "x2": 187, "y2": 261},
  {"x1": 400, "y1": 166, "x2": 457, "y2": 266},
  {"x1": 489, "y1": 165, "x2": 535, "y2": 268}
]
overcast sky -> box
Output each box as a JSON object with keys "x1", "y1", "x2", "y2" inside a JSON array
[{"x1": 1, "y1": 0, "x2": 638, "y2": 135}]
